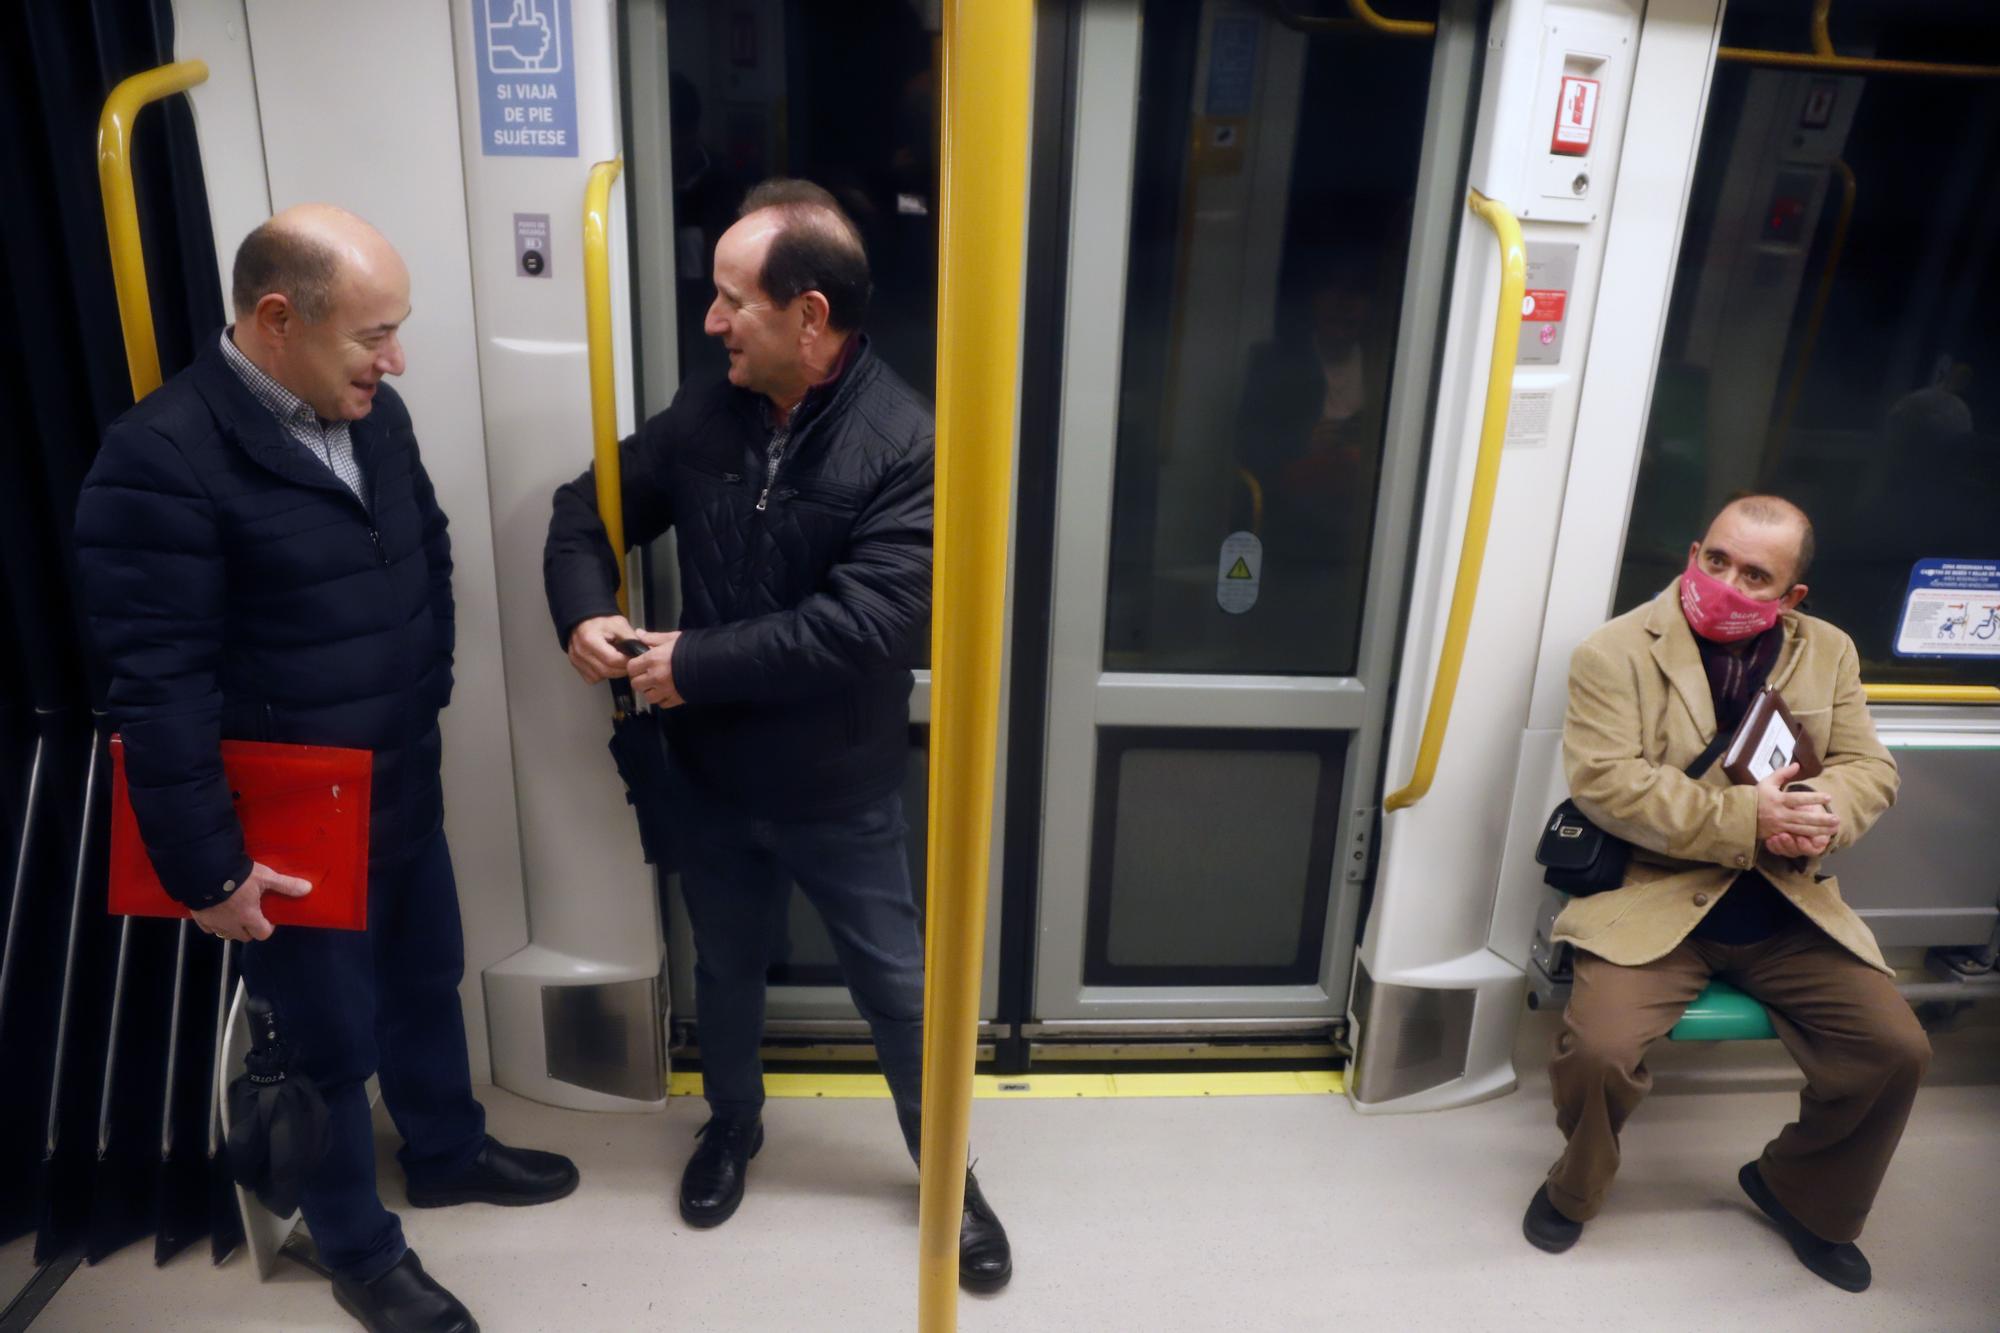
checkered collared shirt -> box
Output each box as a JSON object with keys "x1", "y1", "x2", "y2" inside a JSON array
[{"x1": 218, "y1": 329, "x2": 367, "y2": 502}]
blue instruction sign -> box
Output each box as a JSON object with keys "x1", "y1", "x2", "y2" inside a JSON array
[
  {"x1": 1894, "y1": 558, "x2": 2000, "y2": 657},
  {"x1": 476, "y1": 0, "x2": 577, "y2": 157}
]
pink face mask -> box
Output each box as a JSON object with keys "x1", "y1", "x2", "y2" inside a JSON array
[{"x1": 1680, "y1": 555, "x2": 1784, "y2": 643}]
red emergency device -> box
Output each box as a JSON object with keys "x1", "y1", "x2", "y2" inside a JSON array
[{"x1": 109, "y1": 736, "x2": 372, "y2": 931}]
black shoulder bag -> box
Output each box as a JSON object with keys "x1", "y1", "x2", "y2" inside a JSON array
[{"x1": 1536, "y1": 730, "x2": 1732, "y2": 896}]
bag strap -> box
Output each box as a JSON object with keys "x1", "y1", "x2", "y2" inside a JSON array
[{"x1": 1684, "y1": 727, "x2": 1731, "y2": 780}]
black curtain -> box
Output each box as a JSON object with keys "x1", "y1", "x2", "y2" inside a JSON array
[{"x1": 0, "y1": 0, "x2": 234, "y2": 1283}]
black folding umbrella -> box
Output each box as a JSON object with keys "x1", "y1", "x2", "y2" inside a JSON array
[
  {"x1": 224, "y1": 994, "x2": 330, "y2": 1220},
  {"x1": 607, "y1": 640, "x2": 677, "y2": 869}
]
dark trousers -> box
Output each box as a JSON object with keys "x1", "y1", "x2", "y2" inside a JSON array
[
  {"x1": 1548, "y1": 919, "x2": 1931, "y2": 1242},
  {"x1": 241, "y1": 830, "x2": 486, "y2": 1281},
  {"x1": 676, "y1": 780, "x2": 926, "y2": 1159}
]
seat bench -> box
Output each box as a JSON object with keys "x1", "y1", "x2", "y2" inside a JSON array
[{"x1": 1668, "y1": 979, "x2": 1776, "y2": 1041}]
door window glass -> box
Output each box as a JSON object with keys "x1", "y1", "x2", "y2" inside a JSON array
[
  {"x1": 663, "y1": 1, "x2": 939, "y2": 396},
  {"x1": 1102, "y1": 1, "x2": 1438, "y2": 676}
]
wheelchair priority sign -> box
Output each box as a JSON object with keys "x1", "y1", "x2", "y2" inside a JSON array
[{"x1": 1895, "y1": 558, "x2": 2000, "y2": 657}]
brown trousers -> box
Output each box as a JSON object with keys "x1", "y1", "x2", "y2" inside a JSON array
[{"x1": 1546, "y1": 919, "x2": 1930, "y2": 1242}]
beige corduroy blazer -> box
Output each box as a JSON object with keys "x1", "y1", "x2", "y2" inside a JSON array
[{"x1": 1550, "y1": 580, "x2": 1898, "y2": 974}]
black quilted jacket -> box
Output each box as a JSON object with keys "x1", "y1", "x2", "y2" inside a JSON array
[
  {"x1": 75, "y1": 334, "x2": 454, "y2": 908},
  {"x1": 544, "y1": 339, "x2": 933, "y2": 819}
]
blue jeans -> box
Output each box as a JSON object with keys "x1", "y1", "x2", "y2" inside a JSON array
[
  {"x1": 676, "y1": 781, "x2": 926, "y2": 1159},
  {"x1": 240, "y1": 830, "x2": 486, "y2": 1281}
]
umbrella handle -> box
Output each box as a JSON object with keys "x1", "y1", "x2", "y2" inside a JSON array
[{"x1": 609, "y1": 639, "x2": 647, "y2": 718}]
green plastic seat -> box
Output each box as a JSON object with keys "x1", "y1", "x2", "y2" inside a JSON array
[{"x1": 1669, "y1": 980, "x2": 1776, "y2": 1041}]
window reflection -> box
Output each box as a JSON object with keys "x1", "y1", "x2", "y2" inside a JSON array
[
  {"x1": 1102, "y1": 2, "x2": 1434, "y2": 677},
  {"x1": 1618, "y1": 2, "x2": 2000, "y2": 685},
  {"x1": 664, "y1": 0, "x2": 939, "y2": 397}
]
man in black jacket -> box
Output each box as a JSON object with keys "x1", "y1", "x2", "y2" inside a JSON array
[
  {"x1": 544, "y1": 179, "x2": 1011, "y2": 1290},
  {"x1": 77, "y1": 205, "x2": 576, "y2": 1333}
]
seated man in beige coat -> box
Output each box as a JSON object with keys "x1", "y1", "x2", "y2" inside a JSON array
[{"x1": 1522, "y1": 494, "x2": 1930, "y2": 1293}]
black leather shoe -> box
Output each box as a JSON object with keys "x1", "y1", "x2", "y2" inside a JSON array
[
  {"x1": 1739, "y1": 1161, "x2": 1871, "y2": 1292},
  {"x1": 405, "y1": 1136, "x2": 579, "y2": 1209},
  {"x1": 680, "y1": 1115, "x2": 764, "y2": 1228},
  {"x1": 959, "y1": 1170, "x2": 1012, "y2": 1292},
  {"x1": 1522, "y1": 1185, "x2": 1583, "y2": 1254},
  {"x1": 332, "y1": 1250, "x2": 477, "y2": 1333}
]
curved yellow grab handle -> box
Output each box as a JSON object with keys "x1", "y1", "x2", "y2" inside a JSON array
[
  {"x1": 98, "y1": 60, "x2": 210, "y2": 400},
  {"x1": 583, "y1": 158, "x2": 627, "y2": 619},
  {"x1": 1383, "y1": 190, "x2": 1525, "y2": 813},
  {"x1": 1347, "y1": 0, "x2": 1435, "y2": 39}
]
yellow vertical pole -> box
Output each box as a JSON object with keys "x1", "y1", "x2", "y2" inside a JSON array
[
  {"x1": 583, "y1": 158, "x2": 629, "y2": 619},
  {"x1": 97, "y1": 60, "x2": 210, "y2": 400},
  {"x1": 917, "y1": 4, "x2": 1032, "y2": 1330}
]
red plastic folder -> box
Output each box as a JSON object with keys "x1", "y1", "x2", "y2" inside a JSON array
[{"x1": 108, "y1": 736, "x2": 371, "y2": 931}]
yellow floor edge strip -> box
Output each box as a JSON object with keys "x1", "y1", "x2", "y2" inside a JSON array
[{"x1": 668, "y1": 1070, "x2": 1344, "y2": 1100}]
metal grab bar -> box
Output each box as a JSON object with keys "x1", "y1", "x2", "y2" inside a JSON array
[
  {"x1": 97, "y1": 60, "x2": 210, "y2": 400},
  {"x1": 1719, "y1": 0, "x2": 2000, "y2": 79},
  {"x1": 1268, "y1": 1, "x2": 1433, "y2": 38},
  {"x1": 1347, "y1": 0, "x2": 1434, "y2": 39},
  {"x1": 1864, "y1": 685, "x2": 2000, "y2": 705},
  {"x1": 1810, "y1": 0, "x2": 1836, "y2": 57},
  {"x1": 582, "y1": 158, "x2": 628, "y2": 619},
  {"x1": 1383, "y1": 190, "x2": 1525, "y2": 813},
  {"x1": 916, "y1": 2, "x2": 1030, "y2": 1328}
]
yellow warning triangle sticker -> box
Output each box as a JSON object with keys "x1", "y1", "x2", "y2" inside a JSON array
[{"x1": 1226, "y1": 557, "x2": 1253, "y2": 580}]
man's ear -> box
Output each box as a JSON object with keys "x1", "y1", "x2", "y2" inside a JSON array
[
  {"x1": 798, "y1": 289, "x2": 832, "y2": 340},
  {"x1": 252, "y1": 292, "x2": 293, "y2": 343},
  {"x1": 1782, "y1": 582, "x2": 1809, "y2": 611}
]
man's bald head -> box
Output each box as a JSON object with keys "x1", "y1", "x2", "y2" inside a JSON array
[
  {"x1": 1709, "y1": 494, "x2": 1815, "y2": 584},
  {"x1": 231, "y1": 205, "x2": 406, "y2": 323},
  {"x1": 735, "y1": 179, "x2": 872, "y2": 331},
  {"x1": 228, "y1": 205, "x2": 411, "y2": 421}
]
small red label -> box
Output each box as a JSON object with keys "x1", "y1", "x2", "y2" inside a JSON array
[
  {"x1": 1551, "y1": 76, "x2": 1600, "y2": 156},
  {"x1": 1522, "y1": 289, "x2": 1567, "y2": 323}
]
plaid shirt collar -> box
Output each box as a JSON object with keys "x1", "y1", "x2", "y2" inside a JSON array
[{"x1": 219, "y1": 327, "x2": 326, "y2": 431}]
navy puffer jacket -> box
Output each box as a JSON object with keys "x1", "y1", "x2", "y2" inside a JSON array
[
  {"x1": 544, "y1": 339, "x2": 932, "y2": 820},
  {"x1": 76, "y1": 334, "x2": 454, "y2": 908}
]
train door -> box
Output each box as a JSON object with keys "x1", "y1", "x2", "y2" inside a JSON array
[
  {"x1": 620, "y1": 0, "x2": 1007, "y2": 1054},
  {"x1": 1022, "y1": 0, "x2": 1482, "y2": 1044}
]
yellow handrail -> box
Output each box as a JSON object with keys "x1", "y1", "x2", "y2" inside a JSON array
[
  {"x1": 1383, "y1": 191, "x2": 1525, "y2": 813},
  {"x1": 583, "y1": 158, "x2": 628, "y2": 620},
  {"x1": 917, "y1": 2, "x2": 1030, "y2": 1329},
  {"x1": 1764, "y1": 158, "x2": 1855, "y2": 482},
  {"x1": 1864, "y1": 684, "x2": 2000, "y2": 705},
  {"x1": 97, "y1": 60, "x2": 209, "y2": 400},
  {"x1": 1715, "y1": 45, "x2": 2000, "y2": 79},
  {"x1": 1719, "y1": 0, "x2": 1999, "y2": 79},
  {"x1": 1347, "y1": 0, "x2": 1434, "y2": 39}
]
